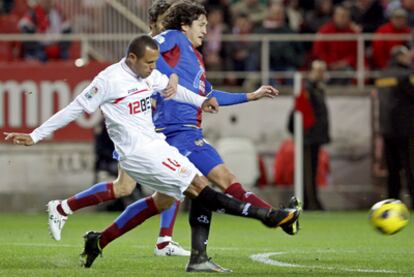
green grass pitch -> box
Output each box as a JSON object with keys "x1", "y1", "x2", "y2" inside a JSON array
[{"x1": 0, "y1": 211, "x2": 413, "y2": 276}]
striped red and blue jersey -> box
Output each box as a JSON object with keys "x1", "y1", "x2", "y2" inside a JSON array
[{"x1": 153, "y1": 30, "x2": 248, "y2": 135}]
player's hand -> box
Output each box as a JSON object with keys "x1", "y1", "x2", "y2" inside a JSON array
[
  {"x1": 3, "y1": 132, "x2": 34, "y2": 146},
  {"x1": 248, "y1": 85, "x2": 279, "y2": 101},
  {"x1": 162, "y1": 73, "x2": 179, "y2": 99},
  {"x1": 201, "y1": 97, "x2": 219, "y2": 114}
]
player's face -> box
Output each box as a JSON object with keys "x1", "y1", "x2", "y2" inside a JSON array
[
  {"x1": 182, "y1": 14, "x2": 207, "y2": 48},
  {"x1": 128, "y1": 47, "x2": 159, "y2": 78}
]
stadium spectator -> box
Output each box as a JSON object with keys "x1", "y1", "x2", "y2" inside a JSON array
[
  {"x1": 376, "y1": 45, "x2": 414, "y2": 209},
  {"x1": 386, "y1": 0, "x2": 414, "y2": 27},
  {"x1": 302, "y1": 60, "x2": 330, "y2": 210},
  {"x1": 372, "y1": 8, "x2": 411, "y2": 69},
  {"x1": 0, "y1": 0, "x2": 14, "y2": 14},
  {"x1": 230, "y1": 0, "x2": 266, "y2": 28},
  {"x1": 288, "y1": 60, "x2": 330, "y2": 210},
  {"x1": 18, "y1": 0, "x2": 71, "y2": 62},
  {"x1": 285, "y1": 0, "x2": 304, "y2": 32},
  {"x1": 226, "y1": 13, "x2": 255, "y2": 85},
  {"x1": 303, "y1": 0, "x2": 334, "y2": 33},
  {"x1": 203, "y1": 6, "x2": 229, "y2": 71},
  {"x1": 249, "y1": 3, "x2": 304, "y2": 84},
  {"x1": 204, "y1": 0, "x2": 232, "y2": 27},
  {"x1": 350, "y1": 0, "x2": 386, "y2": 33},
  {"x1": 312, "y1": 5, "x2": 359, "y2": 83}
]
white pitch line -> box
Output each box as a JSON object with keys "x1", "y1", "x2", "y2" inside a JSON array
[{"x1": 250, "y1": 252, "x2": 399, "y2": 274}]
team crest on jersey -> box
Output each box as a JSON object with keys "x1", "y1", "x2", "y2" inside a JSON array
[
  {"x1": 178, "y1": 166, "x2": 192, "y2": 178},
  {"x1": 154, "y1": 35, "x2": 165, "y2": 44},
  {"x1": 194, "y1": 139, "x2": 205, "y2": 147},
  {"x1": 85, "y1": 86, "x2": 98, "y2": 99}
]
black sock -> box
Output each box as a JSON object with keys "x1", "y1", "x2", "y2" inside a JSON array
[
  {"x1": 188, "y1": 198, "x2": 212, "y2": 263},
  {"x1": 196, "y1": 186, "x2": 269, "y2": 221}
]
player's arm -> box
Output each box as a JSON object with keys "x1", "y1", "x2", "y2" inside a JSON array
[
  {"x1": 161, "y1": 73, "x2": 179, "y2": 99},
  {"x1": 4, "y1": 77, "x2": 107, "y2": 145},
  {"x1": 4, "y1": 100, "x2": 86, "y2": 145},
  {"x1": 206, "y1": 80, "x2": 279, "y2": 106},
  {"x1": 174, "y1": 84, "x2": 218, "y2": 113},
  {"x1": 151, "y1": 70, "x2": 218, "y2": 113}
]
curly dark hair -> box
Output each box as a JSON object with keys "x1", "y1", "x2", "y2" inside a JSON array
[
  {"x1": 162, "y1": 1, "x2": 207, "y2": 31},
  {"x1": 148, "y1": 0, "x2": 172, "y2": 24}
]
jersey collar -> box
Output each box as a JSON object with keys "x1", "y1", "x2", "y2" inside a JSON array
[{"x1": 121, "y1": 57, "x2": 141, "y2": 80}]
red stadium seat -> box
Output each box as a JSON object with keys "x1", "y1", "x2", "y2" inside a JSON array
[{"x1": 273, "y1": 139, "x2": 329, "y2": 187}]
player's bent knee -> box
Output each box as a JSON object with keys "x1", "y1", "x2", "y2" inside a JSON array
[
  {"x1": 152, "y1": 192, "x2": 176, "y2": 211},
  {"x1": 185, "y1": 175, "x2": 209, "y2": 198},
  {"x1": 208, "y1": 166, "x2": 238, "y2": 191},
  {"x1": 113, "y1": 171, "x2": 136, "y2": 197}
]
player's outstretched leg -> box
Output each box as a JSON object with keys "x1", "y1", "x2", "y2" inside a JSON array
[
  {"x1": 48, "y1": 181, "x2": 116, "y2": 241},
  {"x1": 196, "y1": 186, "x2": 300, "y2": 229},
  {"x1": 225, "y1": 184, "x2": 302, "y2": 235},
  {"x1": 208, "y1": 165, "x2": 301, "y2": 235},
  {"x1": 155, "y1": 201, "x2": 190, "y2": 256},
  {"x1": 186, "y1": 198, "x2": 231, "y2": 273},
  {"x1": 182, "y1": 184, "x2": 299, "y2": 272}
]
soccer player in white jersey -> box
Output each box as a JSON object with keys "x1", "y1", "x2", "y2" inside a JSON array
[{"x1": 5, "y1": 34, "x2": 300, "y2": 272}]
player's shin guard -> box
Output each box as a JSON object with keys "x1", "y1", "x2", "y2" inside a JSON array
[
  {"x1": 225, "y1": 182, "x2": 272, "y2": 209},
  {"x1": 99, "y1": 196, "x2": 159, "y2": 249},
  {"x1": 188, "y1": 198, "x2": 212, "y2": 263},
  {"x1": 195, "y1": 186, "x2": 268, "y2": 221}
]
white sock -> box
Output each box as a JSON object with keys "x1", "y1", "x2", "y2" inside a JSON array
[
  {"x1": 60, "y1": 200, "x2": 73, "y2": 215},
  {"x1": 157, "y1": 236, "x2": 172, "y2": 245}
]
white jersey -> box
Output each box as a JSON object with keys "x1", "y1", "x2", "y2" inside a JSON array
[
  {"x1": 29, "y1": 58, "x2": 209, "y2": 200},
  {"x1": 31, "y1": 58, "x2": 206, "y2": 161},
  {"x1": 77, "y1": 59, "x2": 169, "y2": 159}
]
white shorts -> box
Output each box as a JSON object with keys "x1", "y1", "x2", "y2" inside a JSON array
[{"x1": 119, "y1": 139, "x2": 202, "y2": 201}]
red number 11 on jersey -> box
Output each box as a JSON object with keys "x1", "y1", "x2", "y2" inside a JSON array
[{"x1": 162, "y1": 158, "x2": 181, "y2": 171}]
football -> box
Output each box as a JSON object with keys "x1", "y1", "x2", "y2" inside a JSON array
[{"x1": 369, "y1": 199, "x2": 409, "y2": 235}]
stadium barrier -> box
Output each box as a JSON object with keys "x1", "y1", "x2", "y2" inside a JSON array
[{"x1": 0, "y1": 32, "x2": 411, "y2": 91}]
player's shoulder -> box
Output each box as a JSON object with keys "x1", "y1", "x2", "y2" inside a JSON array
[
  {"x1": 154, "y1": 29, "x2": 185, "y2": 44},
  {"x1": 103, "y1": 60, "x2": 127, "y2": 78},
  {"x1": 94, "y1": 61, "x2": 125, "y2": 88}
]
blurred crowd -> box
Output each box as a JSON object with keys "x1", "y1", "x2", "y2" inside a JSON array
[
  {"x1": 200, "y1": 0, "x2": 414, "y2": 85},
  {"x1": 1, "y1": 0, "x2": 413, "y2": 78}
]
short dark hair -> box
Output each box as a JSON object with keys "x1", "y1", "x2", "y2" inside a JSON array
[
  {"x1": 127, "y1": 35, "x2": 159, "y2": 58},
  {"x1": 162, "y1": 1, "x2": 206, "y2": 31},
  {"x1": 148, "y1": 0, "x2": 171, "y2": 24}
]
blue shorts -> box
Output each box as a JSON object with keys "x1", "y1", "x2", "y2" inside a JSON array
[{"x1": 166, "y1": 130, "x2": 223, "y2": 176}]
